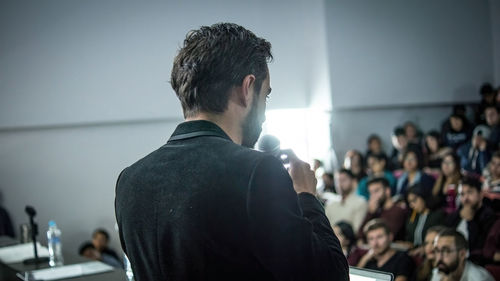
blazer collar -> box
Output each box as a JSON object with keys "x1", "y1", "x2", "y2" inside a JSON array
[{"x1": 168, "y1": 120, "x2": 232, "y2": 142}]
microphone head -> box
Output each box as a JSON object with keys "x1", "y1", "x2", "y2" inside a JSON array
[
  {"x1": 256, "y1": 135, "x2": 281, "y2": 158},
  {"x1": 25, "y1": 206, "x2": 36, "y2": 217}
]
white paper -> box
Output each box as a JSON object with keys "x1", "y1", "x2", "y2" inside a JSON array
[
  {"x1": 0, "y1": 242, "x2": 49, "y2": 263},
  {"x1": 29, "y1": 261, "x2": 113, "y2": 280}
]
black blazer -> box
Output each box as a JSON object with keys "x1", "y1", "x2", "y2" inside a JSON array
[{"x1": 115, "y1": 121, "x2": 348, "y2": 281}]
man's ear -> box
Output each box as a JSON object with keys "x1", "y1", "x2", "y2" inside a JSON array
[{"x1": 238, "y1": 74, "x2": 256, "y2": 107}]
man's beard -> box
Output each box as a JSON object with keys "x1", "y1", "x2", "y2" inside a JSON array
[
  {"x1": 437, "y1": 259, "x2": 459, "y2": 275},
  {"x1": 241, "y1": 97, "x2": 262, "y2": 148}
]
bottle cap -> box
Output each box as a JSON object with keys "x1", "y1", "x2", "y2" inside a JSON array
[{"x1": 48, "y1": 220, "x2": 57, "y2": 227}]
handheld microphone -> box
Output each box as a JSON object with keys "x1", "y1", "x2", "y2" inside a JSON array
[{"x1": 256, "y1": 135, "x2": 289, "y2": 165}]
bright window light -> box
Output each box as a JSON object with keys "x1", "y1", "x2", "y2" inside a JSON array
[{"x1": 261, "y1": 108, "x2": 331, "y2": 164}]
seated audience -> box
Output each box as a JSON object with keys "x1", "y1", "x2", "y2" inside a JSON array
[
  {"x1": 457, "y1": 125, "x2": 492, "y2": 176},
  {"x1": 431, "y1": 229, "x2": 494, "y2": 281},
  {"x1": 414, "y1": 226, "x2": 448, "y2": 281},
  {"x1": 431, "y1": 152, "x2": 462, "y2": 214},
  {"x1": 475, "y1": 83, "x2": 497, "y2": 125},
  {"x1": 358, "y1": 178, "x2": 407, "y2": 241},
  {"x1": 318, "y1": 172, "x2": 336, "y2": 205},
  {"x1": 332, "y1": 221, "x2": 360, "y2": 265},
  {"x1": 358, "y1": 153, "x2": 396, "y2": 200},
  {"x1": 423, "y1": 130, "x2": 452, "y2": 171},
  {"x1": 404, "y1": 121, "x2": 423, "y2": 146},
  {"x1": 365, "y1": 134, "x2": 388, "y2": 161},
  {"x1": 405, "y1": 184, "x2": 445, "y2": 249},
  {"x1": 325, "y1": 169, "x2": 367, "y2": 233},
  {"x1": 482, "y1": 151, "x2": 500, "y2": 212},
  {"x1": 390, "y1": 127, "x2": 408, "y2": 170},
  {"x1": 441, "y1": 114, "x2": 471, "y2": 151},
  {"x1": 395, "y1": 148, "x2": 435, "y2": 200},
  {"x1": 343, "y1": 150, "x2": 366, "y2": 185},
  {"x1": 483, "y1": 219, "x2": 500, "y2": 265},
  {"x1": 357, "y1": 219, "x2": 415, "y2": 281},
  {"x1": 79, "y1": 242, "x2": 123, "y2": 268},
  {"x1": 92, "y1": 228, "x2": 122, "y2": 265},
  {"x1": 484, "y1": 105, "x2": 500, "y2": 150},
  {"x1": 446, "y1": 177, "x2": 497, "y2": 265}
]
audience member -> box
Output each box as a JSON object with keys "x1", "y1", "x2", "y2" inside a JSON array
[
  {"x1": 414, "y1": 226, "x2": 448, "y2": 281},
  {"x1": 92, "y1": 228, "x2": 122, "y2": 265},
  {"x1": 457, "y1": 125, "x2": 492, "y2": 176},
  {"x1": 441, "y1": 114, "x2": 471, "y2": 151},
  {"x1": 483, "y1": 219, "x2": 500, "y2": 264},
  {"x1": 404, "y1": 121, "x2": 422, "y2": 146},
  {"x1": 423, "y1": 131, "x2": 452, "y2": 171},
  {"x1": 325, "y1": 169, "x2": 367, "y2": 233},
  {"x1": 484, "y1": 105, "x2": 500, "y2": 150},
  {"x1": 482, "y1": 151, "x2": 500, "y2": 212},
  {"x1": 431, "y1": 152, "x2": 462, "y2": 213},
  {"x1": 431, "y1": 229, "x2": 494, "y2": 281},
  {"x1": 405, "y1": 184, "x2": 445, "y2": 250},
  {"x1": 446, "y1": 177, "x2": 497, "y2": 265},
  {"x1": 390, "y1": 127, "x2": 408, "y2": 170},
  {"x1": 357, "y1": 153, "x2": 396, "y2": 200},
  {"x1": 332, "y1": 221, "x2": 360, "y2": 265},
  {"x1": 343, "y1": 150, "x2": 366, "y2": 184},
  {"x1": 395, "y1": 148, "x2": 435, "y2": 201},
  {"x1": 79, "y1": 242, "x2": 123, "y2": 268},
  {"x1": 318, "y1": 172, "x2": 337, "y2": 205},
  {"x1": 365, "y1": 134, "x2": 387, "y2": 161},
  {"x1": 475, "y1": 83, "x2": 497, "y2": 125},
  {"x1": 357, "y1": 219, "x2": 415, "y2": 281},
  {"x1": 358, "y1": 178, "x2": 407, "y2": 241}
]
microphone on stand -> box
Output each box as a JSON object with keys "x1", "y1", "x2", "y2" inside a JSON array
[{"x1": 23, "y1": 205, "x2": 49, "y2": 266}]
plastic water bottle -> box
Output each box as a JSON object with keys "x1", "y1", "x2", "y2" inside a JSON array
[{"x1": 46, "y1": 220, "x2": 64, "y2": 267}]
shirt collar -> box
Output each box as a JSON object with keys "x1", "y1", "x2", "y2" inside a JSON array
[{"x1": 168, "y1": 120, "x2": 232, "y2": 142}]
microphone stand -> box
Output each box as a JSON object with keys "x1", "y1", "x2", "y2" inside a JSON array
[{"x1": 23, "y1": 206, "x2": 49, "y2": 266}]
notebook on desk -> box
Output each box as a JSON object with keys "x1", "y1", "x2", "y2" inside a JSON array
[{"x1": 349, "y1": 266, "x2": 394, "y2": 281}]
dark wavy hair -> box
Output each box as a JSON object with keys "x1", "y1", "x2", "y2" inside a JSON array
[{"x1": 171, "y1": 23, "x2": 273, "y2": 118}]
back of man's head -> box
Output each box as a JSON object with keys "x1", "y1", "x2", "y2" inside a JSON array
[{"x1": 171, "y1": 23, "x2": 273, "y2": 118}]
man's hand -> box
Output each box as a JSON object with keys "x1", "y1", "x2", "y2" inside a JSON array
[
  {"x1": 459, "y1": 205, "x2": 475, "y2": 221},
  {"x1": 282, "y1": 149, "x2": 317, "y2": 195}
]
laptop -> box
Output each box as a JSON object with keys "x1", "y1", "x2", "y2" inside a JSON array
[{"x1": 349, "y1": 266, "x2": 394, "y2": 281}]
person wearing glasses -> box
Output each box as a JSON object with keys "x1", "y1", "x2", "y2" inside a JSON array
[{"x1": 431, "y1": 228, "x2": 494, "y2": 281}]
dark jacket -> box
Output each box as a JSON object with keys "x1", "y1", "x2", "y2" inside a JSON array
[
  {"x1": 446, "y1": 204, "x2": 496, "y2": 265},
  {"x1": 115, "y1": 120, "x2": 348, "y2": 281},
  {"x1": 405, "y1": 209, "x2": 445, "y2": 246}
]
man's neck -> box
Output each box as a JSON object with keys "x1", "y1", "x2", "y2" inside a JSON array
[
  {"x1": 341, "y1": 189, "x2": 352, "y2": 201},
  {"x1": 375, "y1": 248, "x2": 395, "y2": 268},
  {"x1": 186, "y1": 112, "x2": 242, "y2": 145}
]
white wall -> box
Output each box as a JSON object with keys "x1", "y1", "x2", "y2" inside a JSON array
[
  {"x1": 325, "y1": 0, "x2": 494, "y2": 108},
  {"x1": 325, "y1": 0, "x2": 497, "y2": 162},
  {"x1": 491, "y1": 0, "x2": 500, "y2": 85}
]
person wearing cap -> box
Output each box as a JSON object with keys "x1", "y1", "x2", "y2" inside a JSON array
[{"x1": 457, "y1": 125, "x2": 492, "y2": 176}]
